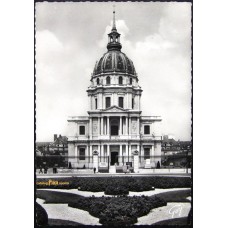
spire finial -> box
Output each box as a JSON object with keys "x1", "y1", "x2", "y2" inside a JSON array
[{"x1": 112, "y1": 5, "x2": 116, "y2": 31}]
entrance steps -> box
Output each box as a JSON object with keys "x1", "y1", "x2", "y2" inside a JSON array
[{"x1": 109, "y1": 165, "x2": 116, "y2": 174}]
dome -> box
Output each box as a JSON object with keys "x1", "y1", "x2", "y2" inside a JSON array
[
  {"x1": 93, "y1": 51, "x2": 136, "y2": 76},
  {"x1": 92, "y1": 10, "x2": 137, "y2": 77}
]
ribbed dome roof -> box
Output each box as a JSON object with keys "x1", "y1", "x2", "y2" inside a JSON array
[
  {"x1": 93, "y1": 51, "x2": 136, "y2": 76},
  {"x1": 92, "y1": 10, "x2": 137, "y2": 77}
]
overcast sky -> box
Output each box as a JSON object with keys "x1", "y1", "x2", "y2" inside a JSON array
[{"x1": 35, "y1": 1, "x2": 192, "y2": 142}]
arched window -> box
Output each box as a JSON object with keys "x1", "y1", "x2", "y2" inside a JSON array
[
  {"x1": 119, "y1": 76, "x2": 123, "y2": 85},
  {"x1": 97, "y1": 78, "x2": 100, "y2": 85},
  {"x1": 130, "y1": 78, "x2": 133, "y2": 85},
  {"x1": 106, "y1": 76, "x2": 110, "y2": 85},
  {"x1": 95, "y1": 98, "x2": 97, "y2": 109}
]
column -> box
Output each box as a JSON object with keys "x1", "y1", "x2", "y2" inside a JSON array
[
  {"x1": 104, "y1": 117, "x2": 106, "y2": 135},
  {"x1": 112, "y1": 94, "x2": 114, "y2": 106},
  {"x1": 126, "y1": 117, "x2": 128, "y2": 135},
  {"x1": 120, "y1": 116, "x2": 122, "y2": 135},
  {"x1": 137, "y1": 95, "x2": 140, "y2": 110},
  {"x1": 107, "y1": 116, "x2": 110, "y2": 136},
  {"x1": 89, "y1": 117, "x2": 92, "y2": 138},
  {"x1": 134, "y1": 152, "x2": 139, "y2": 173},
  {"x1": 89, "y1": 145, "x2": 92, "y2": 165},
  {"x1": 126, "y1": 144, "x2": 129, "y2": 162},
  {"x1": 107, "y1": 144, "x2": 110, "y2": 164},
  {"x1": 151, "y1": 145, "x2": 155, "y2": 164},
  {"x1": 119, "y1": 144, "x2": 123, "y2": 165},
  {"x1": 141, "y1": 145, "x2": 144, "y2": 162},
  {"x1": 98, "y1": 117, "x2": 100, "y2": 135},
  {"x1": 86, "y1": 145, "x2": 89, "y2": 166},
  {"x1": 137, "y1": 117, "x2": 140, "y2": 136},
  {"x1": 101, "y1": 144, "x2": 104, "y2": 162},
  {"x1": 126, "y1": 93, "x2": 129, "y2": 109},
  {"x1": 139, "y1": 95, "x2": 141, "y2": 111},
  {"x1": 74, "y1": 145, "x2": 78, "y2": 157},
  {"x1": 129, "y1": 117, "x2": 131, "y2": 135},
  {"x1": 74, "y1": 145, "x2": 78, "y2": 168},
  {"x1": 101, "y1": 117, "x2": 103, "y2": 135}
]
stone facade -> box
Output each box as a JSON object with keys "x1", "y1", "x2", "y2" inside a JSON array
[{"x1": 67, "y1": 11, "x2": 162, "y2": 171}]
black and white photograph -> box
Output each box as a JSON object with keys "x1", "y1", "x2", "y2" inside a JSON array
[{"x1": 35, "y1": 1, "x2": 192, "y2": 226}]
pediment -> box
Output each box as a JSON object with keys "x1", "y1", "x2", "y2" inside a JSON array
[{"x1": 103, "y1": 105, "x2": 126, "y2": 112}]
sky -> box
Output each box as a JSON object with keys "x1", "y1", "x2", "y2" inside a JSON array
[{"x1": 35, "y1": 1, "x2": 192, "y2": 142}]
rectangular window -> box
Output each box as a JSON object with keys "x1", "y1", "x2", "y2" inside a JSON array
[
  {"x1": 144, "y1": 148, "x2": 150, "y2": 160},
  {"x1": 106, "y1": 97, "x2": 111, "y2": 108},
  {"x1": 118, "y1": 97, "x2": 124, "y2": 108},
  {"x1": 79, "y1": 126, "x2": 85, "y2": 135},
  {"x1": 79, "y1": 148, "x2": 85, "y2": 160},
  {"x1": 132, "y1": 98, "x2": 134, "y2": 109},
  {"x1": 95, "y1": 98, "x2": 97, "y2": 109},
  {"x1": 144, "y1": 125, "x2": 150, "y2": 134}
]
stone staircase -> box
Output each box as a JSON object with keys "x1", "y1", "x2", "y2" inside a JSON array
[{"x1": 109, "y1": 165, "x2": 116, "y2": 174}]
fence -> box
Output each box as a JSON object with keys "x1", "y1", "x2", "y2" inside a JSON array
[{"x1": 36, "y1": 153, "x2": 192, "y2": 170}]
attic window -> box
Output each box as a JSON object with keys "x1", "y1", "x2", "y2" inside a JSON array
[
  {"x1": 79, "y1": 126, "x2": 85, "y2": 135},
  {"x1": 106, "y1": 97, "x2": 111, "y2": 108},
  {"x1": 118, "y1": 97, "x2": 124, "y2": 108},
  {"x1": 144, "y1": 125, "x2": 150, "y2": 135}
]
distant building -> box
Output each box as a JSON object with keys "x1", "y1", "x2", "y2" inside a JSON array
[
  {"x1": 36, "y1": 134, "x2": 68, "y2": 168},
  {"x1": 161, "y1": 136, "x2": 192, "y2": 167}
]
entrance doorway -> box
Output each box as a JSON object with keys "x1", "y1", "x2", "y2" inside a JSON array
[{"x1": 111, "y1": 152, "x2": 118, "y2": 165}]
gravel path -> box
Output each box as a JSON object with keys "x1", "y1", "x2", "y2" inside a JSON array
[
  {"x1": 136, "y1": 202, "x2": 191, "y2": 225},
  {"x1": 38, "y1": 187, "x2": 190, "y2": 197},
  {"x1": 37, "y1": 198, "x2": 101, "y2": 226}
]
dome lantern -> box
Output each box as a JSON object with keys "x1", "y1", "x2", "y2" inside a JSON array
[{"x1": 107, "y1": 9, "x2": 122, "y2": 51}]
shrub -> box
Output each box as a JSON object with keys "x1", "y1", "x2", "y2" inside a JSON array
[
  {"x1": 105, "y1": 185, "x2": 129, "y2": 195},
  {"x1": 37, "y1": 176, "x2": 191, "y2": 193},
  {"x1": 69, "y1": 195, "x2": 167, "y2": 226},
  {"x1": 36, "y1": 202, "x2": 48, "y2": 226}
]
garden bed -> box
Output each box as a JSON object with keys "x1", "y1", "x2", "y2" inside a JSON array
[
  {"x1": 68, "y1": 195, "x2": 167, "y2": 226},
  {"x1": 37, "y1": 189, "x2": 191, "y2": 226},
  {"x1": 36, "y1": 176, "x2": 191, "y2": 195}
]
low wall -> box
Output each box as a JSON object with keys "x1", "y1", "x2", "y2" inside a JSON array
[{"x1": 138, "y1": 168, "x2": 191, "y2": 174}]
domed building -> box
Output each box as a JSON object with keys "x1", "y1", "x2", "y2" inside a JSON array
[{"x1": 67, "y1": 11, "x2": 162, "y2": 173}]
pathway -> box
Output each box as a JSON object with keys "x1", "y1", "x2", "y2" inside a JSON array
[{"x1": 37, "y1": 198, "x2": 101, "y2": 226}]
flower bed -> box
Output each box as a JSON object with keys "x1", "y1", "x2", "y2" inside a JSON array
[{"x1": 68, "y1": 195, "x2": 167, "y2": 226}]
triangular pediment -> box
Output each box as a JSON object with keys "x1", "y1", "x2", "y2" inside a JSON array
[{"x1": 103, "y1": 105, "x2": 127, "y2": 112}]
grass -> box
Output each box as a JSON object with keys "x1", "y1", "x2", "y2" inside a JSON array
[
  {"x1": 156, "y1": 189, "x2": 191, "y2": 202},
  {"x1": 37, "y1": 190, "x2": 83, "y2": 204}
]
